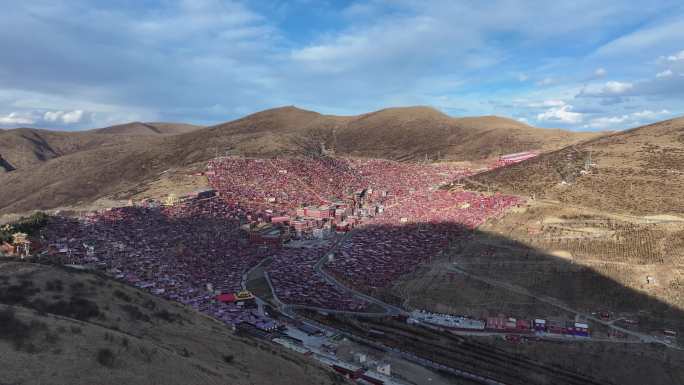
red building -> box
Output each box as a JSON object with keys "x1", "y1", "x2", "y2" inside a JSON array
[
  {"x1": 493, "y1": 151, "x2": 538, "y2": 167},
  {"x1": 332, "y1": 365, "x2": 364, "y2": 380},
  {"x1": 486, "y1": 317, "x2": 506, "y2": 330},
  {"x1": 271, "y1": 216, "x2": 290, "y2": 224}
]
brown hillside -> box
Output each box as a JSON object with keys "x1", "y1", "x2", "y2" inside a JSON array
[
  {"x1": 0, "y1": 106, "x2": 595, "y2": 215},
  {"x1": 179, "y1": 106, "x2": 597, "y2": 162},
  {"x1": 334, "y1": 107, "x2": 599, "y2": 160},
  {"x1": 0, "y1": 122, "x2": 200, "y2": 172},
  {"x1": 91, "y1": 122, "x2": 202, "y2": 135},
  {"x1": 465, "y1": 116, "x2": 684, "y2": 215},
  {"x1": 0, "y1": 262, "x2": 342, "y2": 385},
  {"x1": 0, "y1": 128, "x2": 138, "y2": 171},
  {"x1": 0, "y1": 138, "x2": 171, "y2": 214}
]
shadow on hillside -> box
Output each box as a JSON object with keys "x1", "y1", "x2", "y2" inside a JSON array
[
  {"x1": 20, "y1": 133, "x2": 59, "y2": 162},
  {"x1": 323, "y1": 221, "x2": 684, "y2": 385},
  {"x1": 0, "y1": 155, "x2": 15, "y2": 172},
  {"x1": 42, "y1": 206, "x2": 684, "y2": 336},
  {"x1": 339, "y1": 221, "x2": 684, "y2": 337},
  {"x1": 32, "y1": 203, "x2": 684, "y2": 385}
]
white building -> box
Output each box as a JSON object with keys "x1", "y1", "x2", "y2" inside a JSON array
[{"x1": 376, "y1": 362, "x2": 391, "y2": 376}]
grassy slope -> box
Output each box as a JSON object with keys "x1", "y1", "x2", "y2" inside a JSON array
[
  {"x1": 0, "y1": 261, "x2": 344, "y2": 385},
  {"x1": 0, "y1": 122, "x2": 202, "y2": 171},
  {"x1": 90, "y1": 122, "x2": 202, "y2": 135},
  {"x1": 466, "y1": 117, "x2": 684, "y2": 215}
]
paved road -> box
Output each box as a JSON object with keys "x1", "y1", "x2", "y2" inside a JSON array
[
  {"x1": 244, "y1": 234, "x2": 403, "y2": 317},
  {"x1": 313, "y1": 232, "x2": 407, "y2": 316},
  {"x1": 241, "y1": 256, "x2": 272, "y2": 291}
]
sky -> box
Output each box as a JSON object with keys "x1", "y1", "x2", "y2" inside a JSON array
[{"x1": 1, "y1": 0, "x2": 683, "y2": 131}]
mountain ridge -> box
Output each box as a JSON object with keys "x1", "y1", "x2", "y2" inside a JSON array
[{"x1": 0, "y1": 105, "x2": 601, "y2": 215}]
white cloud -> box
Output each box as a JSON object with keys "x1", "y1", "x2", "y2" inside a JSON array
[
  {"x1": 62, "y1": 110, "x2": 84, "y2": 124},
  {"x1": 656, "y1": 69, "x2": 673, "y2": 78},
  {"x1": 603, "y1": 81, "x2": 633, "y2": 94},
  {"x1": 537, "y1": 104, "x2": 583, "y2": 124},
  {"x1": 543, "y1": 99, "x2": 566, "y2": 107},
  {"x1": 289, "y1": 13, "x2": 495, "y2": 75},
  {"x1": 589, "y1": 115, "x2": 628, "y2": 128},
  {"x1": 342, "y1": 2, "x2": 381, "y2": 18},
  {"x1": 0, "y1": 112, "x2": 34, "y2": 125},
  {"x1": 43, "y1": 110, "x2": 85, "y2": 124},
  {"x1": 631, "y1": 109, "x2": 670, "y2": 118},
  {"x1": 595, "y1": 18, "x2": 684, "y2": 58},
  {"x1": 586, "y1": 109, "x2": 671, "y2": 129},
  {"x1": 579, "y1": 81, "x2": 633, "y2": 97},
  {"x1": 536, "y1": 77, "x2": 555, "y2": 86},
  {"x1": 0, "y1": 2, "x2": 681, "y2": 131},
  {"x1": 528, "y1": 99, "x2": 566, "y2": 108},
  {"x1": 43, "y1": 111, "x2": 60, "y2": 122},
  {"x1": 290, "y1": 33, "x2": 371, "y2": 72},
  {"x1": 667, "y1": 50, "x2": 684, "y2": 61}
]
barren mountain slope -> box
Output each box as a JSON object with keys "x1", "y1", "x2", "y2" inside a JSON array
[
  {"x1": 175, "y1": 106, "x2": 599, "y2": 162},
  {"x1": 0, "y1": 138, "x2": 173, "y2": 214},
  {"x1": 0, "y1": 106, "x2": 596, "y2": 215},
  {"x1": 465, "y1": 116, "x2": 684, "y2": 215},
  {"x1": 0, "y1": 128, "x2": 139, "y2": 171},
  {"x1": 91, "y1": 122, "x2": 202, "y2": 135},
  {"x1": 0, "y1": 122, "x2": 201, "y2": 172},
  {"x1": 0, "y1": 262, "x2": 343, "y2": 385},
  {"x1": 334, "y1": 107, "x2": 599, "y2": 160}
]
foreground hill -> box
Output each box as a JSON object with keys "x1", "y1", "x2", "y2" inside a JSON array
[
  {"x1": 465, "y1": 117, "x2": 684, "y2": 215},
  {"x1": 0, "y1": 106, "x2": 596, "y2": 215},
  {"x1": 0, "y1": 261, "x2": 342, "y2": 385}
]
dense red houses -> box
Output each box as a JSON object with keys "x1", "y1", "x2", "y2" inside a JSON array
[{"x1": 40, "y1": 155, "x2": 526, "y2": 328}]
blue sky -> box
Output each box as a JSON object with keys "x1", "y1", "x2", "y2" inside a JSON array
[{"x1": 1, "y1": 0, "x2": 683, "y2": 131}]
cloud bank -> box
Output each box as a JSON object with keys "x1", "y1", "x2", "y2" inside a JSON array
[{"x1": 0, "y1": 1, "x2": 682, "y2": 131}]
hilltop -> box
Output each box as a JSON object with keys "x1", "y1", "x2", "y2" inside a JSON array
[
  {"x1": 90, "y1": 122, "x2": 202, "y2": 136},
  {"x1": 193, "y1": 106, "x2": 597, "y2": 161},
  {"x1": 332, "y1": 107, "x2": 599, "y2": 160},
  {"x1": 0, "y1": 106, "x2": 596, "y2": 215},
  {"x1": 0, "y1": 261, "x2": 343, "y2": 385},
  {"x1": 465, "y1": 117, "x2": 684, "y2": 215}
]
